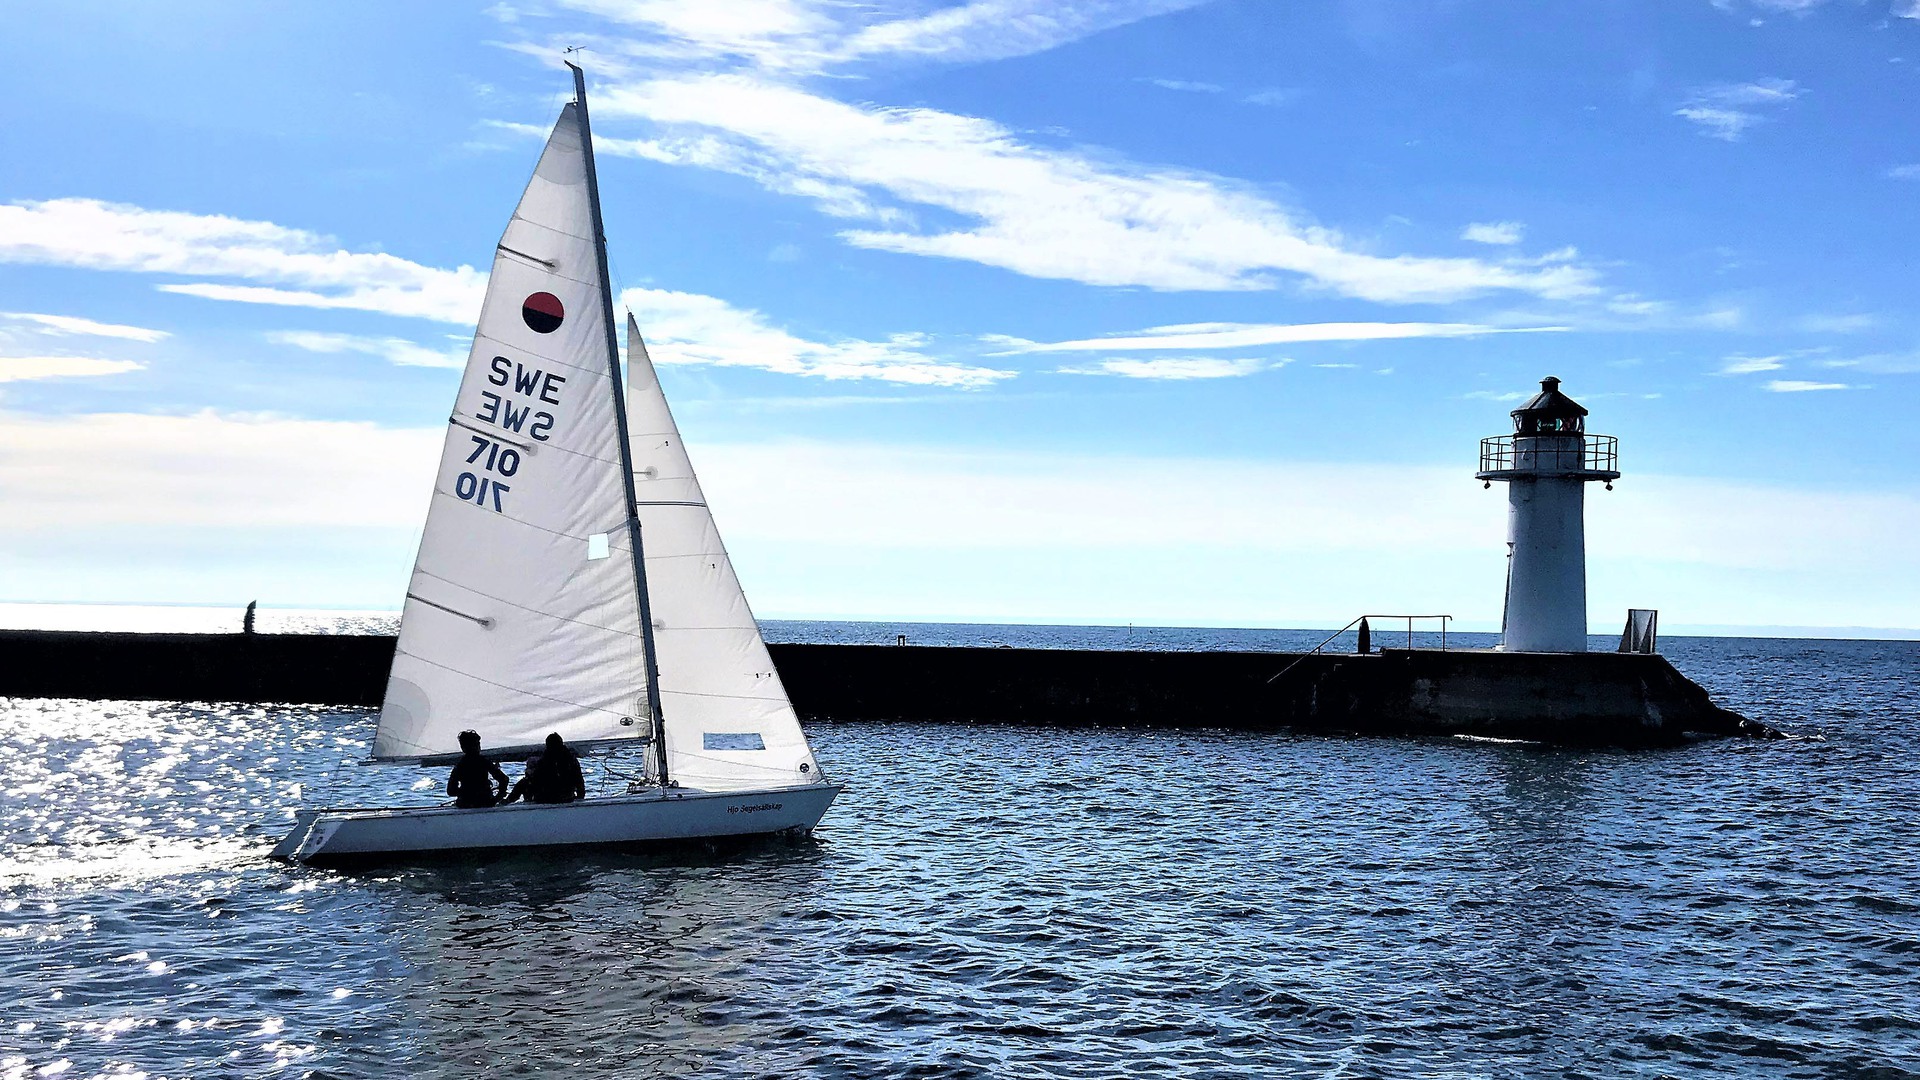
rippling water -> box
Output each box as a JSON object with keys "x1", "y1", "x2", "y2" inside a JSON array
[{"x1": 2, "y1": 614, "x2": 1916, "y2": 1078}]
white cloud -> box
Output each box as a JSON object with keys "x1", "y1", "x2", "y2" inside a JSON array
[
  {"x1": 1058, "y1": 356, "x2": 1275, "y2": 379},
  {"x1": 1797, "y1": 313, "x2": 1880, "y2": 333},
  {"x1": 1242, "y1": 88, "x2": 1302, "y2": 108},
  {"x1": 1887, "y1": 164, "x2": 1920, "y2": 180},
  {"x1": 1463, "y1": 390, "x2": 1529, "y2": 402},
  {"x1": 9, "y1": 411, "x2": 1920, "y2": 628},
  {"x1": 1461, "y1": 221, "x2": 1525, "y2": 245},
  {"x1": 0, "y1": 312, "x2": 169, "y2": 342},
  {"x1": 1147, "y1": 78, "x2": 1222, "y2": 93},
  {"x1": 621, "y1": 286, "x2": 1015, "y2": 387},
  {"x1": 0, "y1": 198, "x2": 994, "y2": 389},
  {"x1": 0, "y1": 357, "x2": 145, "y2": 383},
  {"x1": 1008, "y1": 320, "x2": 1563, "y2": 353},
  {"x1": 1765, "y1": 379, "x2": 1851, "y2": 392},
  {"x1": 554, "y1": 0, "x2": 1209, "y2": 74},
  {"x1": 1718, "y1": 354, "x2": 1785, "y2": 375},
  {"x1": 1717, "y1": 0, "x2": 1920, "y2": 15},
  {"x1": 0, "y1": 410, "x2": 436, "y2": 528},
  {"x1": 593, "y1": 74, "x2": 1605, "y2": 301},
  {"x1": 267, "y1": 331, "x2": 466, "y2": 369},
  {"x1": 1821, "y1": 351, "x2": 1920, "y2": 374},
  {"x1": 1711, "y1": 0, "x2": 1838, "y2": 13},
  {"x1": 1673, "y1": 106, "x2": 1758, "y2": 141},
  {"x1": 837, "y1": 0, "x2": 1207, "y2": 65},
  {"x1": 0, "y1": 198, "x2": 485, "y2": 323},
  {"x1": 1674, "y1": 78, "x2": 1801, "y2": 141}
]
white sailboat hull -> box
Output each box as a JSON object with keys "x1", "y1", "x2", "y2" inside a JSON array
[{"x1": 272, "y1": 783, "x2": 841, "y2": 864}]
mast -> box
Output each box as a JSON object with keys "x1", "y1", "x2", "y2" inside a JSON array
[{"x1": 570, "y1": 61, "x2": 671, "y2": 787}]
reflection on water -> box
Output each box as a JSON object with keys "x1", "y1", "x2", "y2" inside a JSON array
[
  {"x1": 1, "y1": 624, "x2": 1917, "y2": 1078},
  {"x1": 378, "y1": 848, "x2": 831, "y2": 1076}
]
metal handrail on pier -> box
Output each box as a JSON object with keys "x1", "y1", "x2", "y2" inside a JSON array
[{"x1": 1265, "y1": 614, "x2": 1453, "y2": 685}]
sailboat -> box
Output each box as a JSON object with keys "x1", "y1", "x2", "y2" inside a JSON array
[{"x1": 273, "y1": 65, "x2": 840, "y2": 864}]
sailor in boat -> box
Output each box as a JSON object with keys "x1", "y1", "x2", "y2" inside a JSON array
[
  {"x1": 446, "y1": 730, "x2": 510, "y2": 809},
  {"x1": 269, "y1": 65, "x2": 842, "y2": 864},
  {"x1": 502, "y1": 733, "x2": 587, "y2": 805}
]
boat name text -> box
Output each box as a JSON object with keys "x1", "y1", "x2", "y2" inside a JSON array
[{"x1": 727, "y1": 802, "x2": 784, "y2": 815}]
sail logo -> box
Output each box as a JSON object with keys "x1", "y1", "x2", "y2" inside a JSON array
[
  {"x1": 521, "y1": 292, "x2": 564, "y2": 334},
  {"x1": 458, "y1": 356, "x2": 569, "y2": 513}
]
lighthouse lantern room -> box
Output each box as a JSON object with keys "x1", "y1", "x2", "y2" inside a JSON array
[{"x1": 1475, "y1": 377, "x2": 1620, "y2": 653}]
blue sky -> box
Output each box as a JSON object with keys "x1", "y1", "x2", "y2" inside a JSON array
[{"x1": 2, "y1": 0, "x2": 1918, "y2": 633}]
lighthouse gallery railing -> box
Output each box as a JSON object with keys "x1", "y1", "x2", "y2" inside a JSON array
[{"x1": 1478, "y1": 433, "x2": 1618, "y2": 474}]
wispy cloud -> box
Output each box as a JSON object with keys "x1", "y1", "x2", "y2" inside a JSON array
[
  {"x1": 0, "y1": 198, "x2": 994, "y2": 389},
  {"x1": 1462, "y1": 390, "x2": 1529, "y2": 402},
  {"x1": 1460, "y1": 221, "x2": 1525, "y2": 246},
  {"x1": 267, "y1": 331, "x2": 466, "y2": 369},
  {"x1": 1146, "y1": 78, "x2": 1222, "y2": 93},
  {"x1": 1710, "y1": 0, "x2": 1840, "y2": 14},
  {"x1": 1820, "y1": 351, "x2": 1920, "y2": 374},
  {"x1": 0, "y1": 356, "x2": 145, "y2": 383},
  {"x1": 1765, "y1": 379, "x2": 1851, "y2": 392},
  {"x1": 1887, "y1": 163, "x2": 1920, "y2": 180},
  {"x1": 1057, "y1": 356, "x2": 1276, "y2": 379},
  {"x1": 1797, "y1": 313, "x2": 1880, "y2": 333},
  {"x1": 1674, "y1": 78, "x2": 1801, "y2": 141},
  {"x1": 0, "y1": 198, "x2": 485, "y2": 323},
  {"x1": 592, "y1": 74, "x2": 1604, "y2": 301},
  {"x1": 0, "y1": 312, "x2": 170, "y2": 342},
  {"x1": 546, "y1": 0, "x2": 1210, "y2": 75},
  {"x1": 622, "y1": 286, "x2": 1015, "y2": 388},
  {"x1": 1004, "y1": 320, "x2": 1564, "y2": 353},
  {"x1": 1241, "y1": 87, "x2": 1302, "y2": 108},
  {"x1": 1718, "y1": 354, "x2": 1785, "y2": 375},
  {"x1": 0, "y1": 409, "x2": 436, "y2": 528}
]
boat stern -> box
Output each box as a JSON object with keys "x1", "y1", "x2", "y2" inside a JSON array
[{"x1": 270, "y1": 810, "x2": 325, "y2": 863}]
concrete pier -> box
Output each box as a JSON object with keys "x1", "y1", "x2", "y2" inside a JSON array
[{"x1": 0, "y1": 630, "x2": 1767, "y2": 746}]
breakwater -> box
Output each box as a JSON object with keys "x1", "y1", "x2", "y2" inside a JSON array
[{"x1": 0, "y1": 629, "x2": 1766, "y2": 745}]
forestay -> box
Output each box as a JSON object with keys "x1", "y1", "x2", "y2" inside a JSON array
[
  {"x1": 623, "y1": 315, "x2": 823, "y2": 791},
  {"x1": 372, "y1": 103, "x2": 649, "y2": 762}
]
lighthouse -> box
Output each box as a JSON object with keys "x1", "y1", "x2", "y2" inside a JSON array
[{"x1": 1475, "y1": 377, "x2": 1619, "y2": 653}]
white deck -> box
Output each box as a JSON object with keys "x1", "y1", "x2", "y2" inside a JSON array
[{"x1": 272, "y1": 782, "x2": 841, "y2": 864}]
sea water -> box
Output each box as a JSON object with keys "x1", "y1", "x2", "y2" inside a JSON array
[{"x1": 0, "y1": 610, "x2": 1915, "y2": 1078}]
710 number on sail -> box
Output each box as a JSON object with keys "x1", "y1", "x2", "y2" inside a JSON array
[{"x1": 457, "y1": 354, "x2": 572, "y2": 514}]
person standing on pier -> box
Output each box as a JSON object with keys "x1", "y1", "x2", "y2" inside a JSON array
[{"x1": 243, "y1": 601, "x2": 257, "y2": 635}]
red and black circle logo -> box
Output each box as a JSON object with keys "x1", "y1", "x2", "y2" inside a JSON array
[{"x1": 521, "y1": 292, "x2": 564, "y2": 334}]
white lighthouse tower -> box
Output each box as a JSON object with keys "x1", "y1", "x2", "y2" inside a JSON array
[{"x1": 1475, "y1": 376, "x2": 1619, "y2": 653}]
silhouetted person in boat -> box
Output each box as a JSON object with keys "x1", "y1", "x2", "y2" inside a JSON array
[
  {"x1": 503, "y1": 732, "x2": 587, "y2": 805},
  {"x1": 243, "y1": 601, "x2": 257, "y2": 635},
  {"x1": 447, "y1": 729, "x2": 509, "y2": 809}
]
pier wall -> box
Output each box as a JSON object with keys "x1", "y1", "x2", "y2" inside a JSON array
[{"x1": 0, "y1": 630, "x2": 1757, "y2": 745}]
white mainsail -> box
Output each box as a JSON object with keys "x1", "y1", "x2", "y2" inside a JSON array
[
  {"x1": 624, "y1": 315, "x2": 824, "y2": 791},
  {"x1": 372, "y1": 100, "x2": 648, "y2": 762}
]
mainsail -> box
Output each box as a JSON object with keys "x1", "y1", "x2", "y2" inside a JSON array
[
  {"x1": 371, "y1": 96, "x2": 648, "y2": 762},
  {"x1": 624, "y1": 315, "x2": 823, "y2": 791}
]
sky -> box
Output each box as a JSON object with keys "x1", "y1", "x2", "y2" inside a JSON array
[{"x1": 2, "y1": 0, "x2": 1918, "y2": 634}]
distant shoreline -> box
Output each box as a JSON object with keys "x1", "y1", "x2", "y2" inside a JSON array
[{"x1": 1, "y1": 601, "x2": 1915, "y2": 643}]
